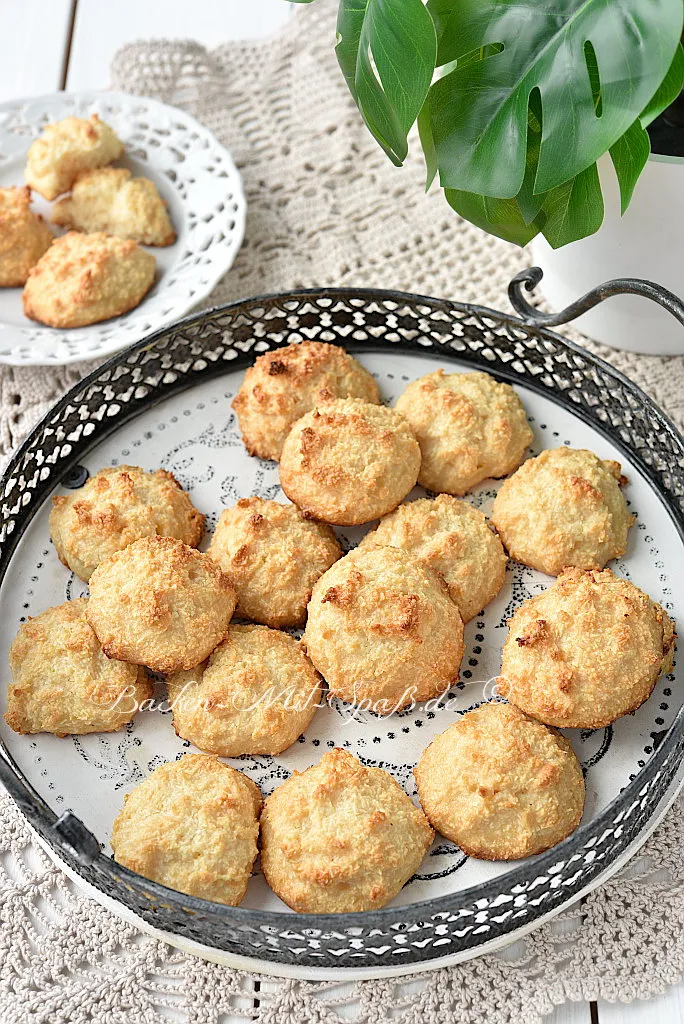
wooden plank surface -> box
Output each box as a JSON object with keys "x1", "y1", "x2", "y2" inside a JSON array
[
  {"x1": 600, "y1": 989, "x2": 684, "y2": 1024},
  {"x1": 255, "y1": 978, "x2": 596, "y2": 1023},
  {"x1": 550, "y1": 1002, "x2": 594, "y2": 1024},
  {"x1": 1, "y1": 0, "x2": 74, "y2": 103},
  {"x1": 66, "y1": 0, "x2": 294, "y2": 91}
]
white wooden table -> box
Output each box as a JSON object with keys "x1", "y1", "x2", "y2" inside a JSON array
[{"x1": 1, "y1": 2, "x2": 681, "y2": 1022}]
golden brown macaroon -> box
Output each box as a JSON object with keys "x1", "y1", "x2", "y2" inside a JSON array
[
  {"x1": 167, "y1": 624, "x2": 321, "y2": 756},
  {"x1": 260, "y1": 748, "x2": 433, "y2": 913},
  {"x1": 395, "y1": 370, "x2": 532, "y2": 495},
  {"x1": 499, "y1": 568, "x2": 675, "y2": 729},
  {"x1": 357, "y1": 495, "x2": 507, "y2": 623},
  {"x1": 304, "y1": 545, "x2": 464, "y2": 713},
  {"x1": 5, "y1": 599, "x2": 151, "y2": 737},
  {"x1": 22, "y1": 231, "x2": 156, "y2": 329},
  {"x1": 490, "y1": 447, "x2": 635, "y2": 576},
  {"x1": 207, "y1": 497, "x2": 341, "y2": 628},
  {"x1": 86, "y1": 536, "x2": 236, "y2": 674},
  {"x1": 280, "y1": 398, "x2": 421, "y2": 526},
  {"x1": 415, "y1": 702, "x2": 585, "y2": 860},
  {"x1": 0, "y1": 186, "x2": 53, "y2": 287},
  {"x1": 53, "y1": 167, "x2": 176, "y2": 246},
  {"x1": 25, "y1": 114, "x2": 124, "y2": 201},
  {"x1": 50, "y1": 465, "x2": 204, "y2": 582},
  {"x1": 111, "y1": 754, "x2": 261, "y2": 905},
  {"x1": 232, "y1": 341, "x2": 380, "y2": 461}
]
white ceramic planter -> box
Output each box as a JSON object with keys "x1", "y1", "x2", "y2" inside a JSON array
[{"x1": 530, "y1": 152, "x2": 684, "y2": 355}]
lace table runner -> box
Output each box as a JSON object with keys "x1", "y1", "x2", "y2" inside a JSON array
[{"x1": 1, "y1": 3, "x2": 684, "y2": 1020}]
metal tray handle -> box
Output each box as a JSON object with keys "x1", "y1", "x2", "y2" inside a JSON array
[
  {"x1": 509, "y1": 266, "x2": 684, "y2": 330},
  {"x1": 0, "y1": 747, "x2": 100, "y2": 865}
]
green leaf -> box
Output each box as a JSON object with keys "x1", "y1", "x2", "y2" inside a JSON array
[
  {"x1": 640, "y1": 42, "x2": 684, "y2": 128},
  {"x1": 417, "y1": 101, "x2": 438, "y2": 190},
  {"x1": 444, "y1": 189, "x2": 542, "y2": 247},
  {"x1": 335, "y1": 0, "x2": 437, "y2": 166},
  {"x1": 336, "y1": 0, "x2": 403, "y2": 163},
  {"x1": 583, "y1": 40, "x2": 603, "y2": 117},
  {"x1": 425, "y1": 0, "x2": 683, "y2": 197},
  {"x1": 516, "y1": 89, "x2": 545, "y2": 225},
  {"x1": 610, "y1": 119, "x2": 651, "y2": 215},
  {"x1": 540, "y1": 163, "x2": 604, "y2": 248}
]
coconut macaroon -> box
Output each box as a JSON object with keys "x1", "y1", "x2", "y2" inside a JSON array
[
  {"x1": 53, "y1": 167, "x2": 176, "y2": 246},
  {"x1": 490, "y1": 447, "x2": 634, "y2": 576},
  {"x1": 5, "y1": 599, "x2": 151, "y2": 737},
  {"x1": 395, "y1": 370, "x2": 532, "y2": 495},
  {"x1": 111, "y1": 755, "x2": 262, "y2": 905},
  {"x1": 24, "y1": 114, "x2": 124, "y2": 201},
  {"x1": 260, "y1": 748, "x2": 433, "y2": 913},
  {"x1": 415, "y1": 702, "x2": 585, "y2": 860},
  {"x1": 167, "y1": 625, "x2": 322, "y2": 757},
  {"x1": 22, "y1": 231, "x2": 156, "y2": 329},
  {"x1": 304, "y1": 546, "x2": 464, "y2": 713},
  {"x1": 50, "y1": 465, "x2": 204, "y2": 582},
  {"x1": 232, "y1": 341, "x2": 380, "y2": 461},
  {"x1": 0, "y1": 186, "x2": 53, "y2": 287},
  {"x1": 208, "y1": 497, "x2": 341, "y2": 628},
  {"x1": 280, "y1": 399, "x2": 421, "y2": 526},
  {"x1": 499, "y1": 568, "x2": 675, "y2": 729},
  {"x1": 86, "y1": 536, "x2": 236, "y2": 674},
  {"x1": 357, "y1": 495, "x2": 507, "y2": 623}
]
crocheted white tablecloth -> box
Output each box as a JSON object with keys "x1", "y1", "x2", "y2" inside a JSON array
[{"x1": 1, "y1": 4, "x2": 684, "y2": 1021}]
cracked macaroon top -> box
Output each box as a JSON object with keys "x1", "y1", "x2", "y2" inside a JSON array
[
  {"x1": 232, "y1": 340, "x2": 380, "y2": 461},
  {"x1": 50, "y1": 464, "x2": 204, "y2": 582},
  {"x1": 25, "y1": 114, "x2": 124, "y2": 201},
  {"x1": 304, "y1": 545, "x2": 464, "y2": 713},
  {"x1": 5, "y1": 598, "x2": 151, "y2": 737},
  {"x1": 167, "y1": 624, "x2": 322, "y2": 757},
  {"x1": 395, "y1": 370, "x2": 532, "y2": 494},
  {"x1": 86, "y1": 535, "x2": 236, "y2": 674},
  {"x1": 111, "y1": 754, "x2": 262, "y2": 906},
  {"x1": 279, "y1": 397, "x2": 421, "y2": 525},
  {"x1": 260, "y1": 748, "x2": 433, "y2": 913},
  {"x1": 415, "y1": 701, "x2": 585, "y2": 860},
  {"x1": 22, "y1": 231, "x2": 156, "y2": 329},
  {"x1": 490, "y1": 446, "x2": 634, "y2": 575},
  {"x1": 208, "y1": 497, "x2": 341, "y2": 627},
  {"x1": 52, "y1": 167, "x2": 176, "y2": 246},
  {"x1": 499, "y1": 567, "x2": 675, "y2": 729},
  {"x1": 357, "y1": 494, "x2": 507, "y2": 622}
]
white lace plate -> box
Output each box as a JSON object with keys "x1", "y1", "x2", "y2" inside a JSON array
[
  {"x1": 0, "y1": 350, "x2": 680, "y2": 979},
  {"x1": 0, "y1": 91, "x2": 246, "y2": 366}
]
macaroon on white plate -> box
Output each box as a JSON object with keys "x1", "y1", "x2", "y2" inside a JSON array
[{"x1": 0, "y1": 90, "x2": 245, "y2": 365}]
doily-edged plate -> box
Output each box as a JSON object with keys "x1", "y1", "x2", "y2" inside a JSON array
[
  {"x1": 0, "y1": 90, "x2": 246, "y2": 365},
  {"x1": 0, "y1": 285, "x2": 683, "y2": 980}
]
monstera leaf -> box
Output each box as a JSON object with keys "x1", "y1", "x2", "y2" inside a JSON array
[
  {"x1": 292, "y1": 0, "x2": 684, "y2": 247},
  {"x1": 425, "y1": 0, "x2": 682, "y2": 197},
  {"x1": 335, "y1": 0, "x2": 437, "y2": 165}
]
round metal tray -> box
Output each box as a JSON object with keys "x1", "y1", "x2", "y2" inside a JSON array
[{"x1": 1, "y1": 273, "x2": 683, "y2": 975}]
